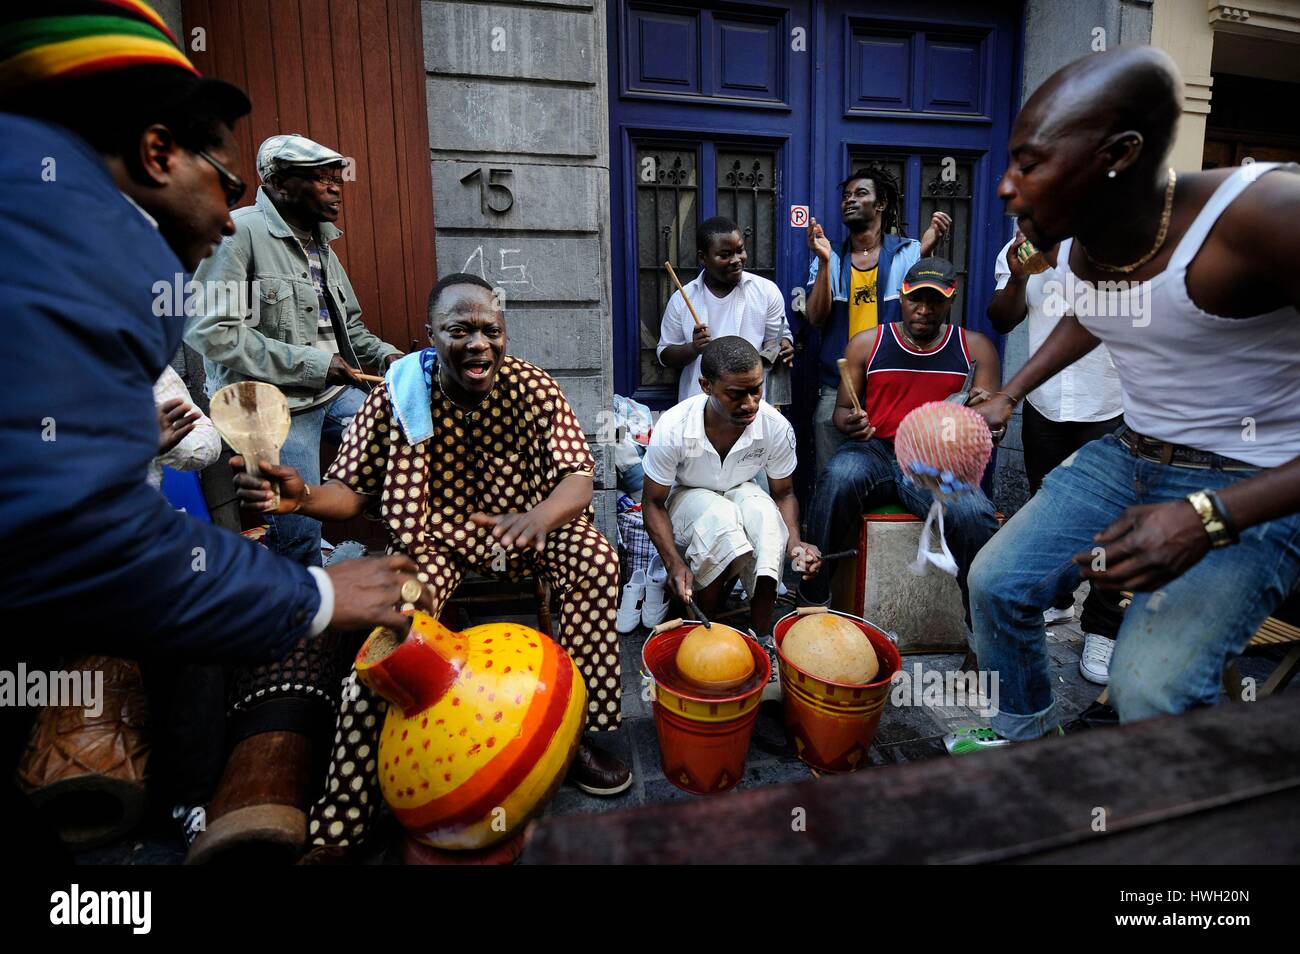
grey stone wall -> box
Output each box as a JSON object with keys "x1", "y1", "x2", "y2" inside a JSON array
[
  {"x1": 992, "y1": 0, "x2": 1152, "y2": 517},
  {"x1": 422, "y1": 0, "x2": 616, "y2": 538}
]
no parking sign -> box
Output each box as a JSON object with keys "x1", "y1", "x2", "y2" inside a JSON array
[{"x1": 789, "y1": 205, "x2": 809, "y2": 228}]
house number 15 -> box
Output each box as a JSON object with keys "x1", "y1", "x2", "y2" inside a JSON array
[{"x1": 460, "y1": 167, "x2": 515, "y2": 214}]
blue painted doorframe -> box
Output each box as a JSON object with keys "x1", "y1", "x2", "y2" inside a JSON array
[
  {"x1": 610, "y1": 0, "x2": 1023, "y2": 408},
  {"x1": 608, "y1": 0, "x2": 813, "y2": 407}
]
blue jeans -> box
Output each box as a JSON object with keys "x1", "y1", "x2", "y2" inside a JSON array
[
  {"x1": 969, "y1": 434, "x2": 1300, "y2": 739},
  {"x1": 266, "y1": 387, "x2": 367, "y2": 567},
  {"x1": 804, "y1": 437, "x2": 1000, "y2": 621}
]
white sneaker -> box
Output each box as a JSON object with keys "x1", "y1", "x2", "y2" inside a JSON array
[
  {"x1": 641, "y1": 553, "x2": 670, "y2": 628},
  {"x1": 616, "y1": 570, "x2": 647, "y2": 633},
  {"x1": 1079, "y1": 633, "x2": 1115, "y2": 685},
  {"x1": 1043, "y1": 605, "x2": 1075, "y2": 625}
]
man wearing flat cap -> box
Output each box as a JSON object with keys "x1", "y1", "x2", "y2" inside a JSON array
[{"x1": 187, "y1": 134, "x2": 402, "y2": 566}]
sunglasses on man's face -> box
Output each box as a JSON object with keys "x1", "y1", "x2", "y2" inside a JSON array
[
  {"x1": 196, "y1": 150, "x2": 248, "y2": 209},
  {"x1": 299, "y1": 171, "x2": 346, "y2": 187}
]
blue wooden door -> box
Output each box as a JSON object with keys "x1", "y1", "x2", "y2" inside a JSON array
[
  {"x1": 608, "y1": 0, "x2": 813, "y2": 406},
  {"x1": 813, "y1": 0, "x2": 1021, "y2": 343},
  {"x1": 609, "y1": 0, "x2": 1022, "y2": 407}
]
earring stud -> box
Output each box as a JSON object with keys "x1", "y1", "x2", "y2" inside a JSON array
[{"x1": 1107, "y1": 170, "x2": 1117, "y2": 179}]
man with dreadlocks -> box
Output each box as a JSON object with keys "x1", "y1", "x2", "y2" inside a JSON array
[{"x1": 805, "y1": 166, "x2": 952, "y2": 469}]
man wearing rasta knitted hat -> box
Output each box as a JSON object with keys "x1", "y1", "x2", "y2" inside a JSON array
[{"x1": 0, "y1": 1, "x2": 428, "y2": 859}]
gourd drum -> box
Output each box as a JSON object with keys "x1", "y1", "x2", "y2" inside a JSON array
[
  {"x1": 773, "y1": 609, "x2": 899, "y2": 773},
  {"x1": 641, "y1": 622, "x2": 769, "y2": 795},
  {"x1": 355, "y1": 612, "x2": 586, "y2": 850},
  {"x1": 675, "y1": 624, "x2": 755, "y2": 692}
]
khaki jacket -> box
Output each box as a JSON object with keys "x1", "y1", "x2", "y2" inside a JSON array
[{"x1": 185, "y1": 187, "x2": 399, "y2": 411}]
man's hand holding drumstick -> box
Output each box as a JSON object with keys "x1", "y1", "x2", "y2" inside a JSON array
[
  {"x1": 836, "y1": 356, "x2": 875, "y2": 442},
  {"x1": 663, "y1": 260, "x2": 712, "y2": 355}
]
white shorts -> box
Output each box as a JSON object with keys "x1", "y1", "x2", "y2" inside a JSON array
[{"x1": 666, "y1": 481, "x2": 788, "y2": 593}]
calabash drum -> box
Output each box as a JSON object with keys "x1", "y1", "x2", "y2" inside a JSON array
[
  {"x1": 356, "y1": 612, "x2": 586, "y2": 851},
  {"x1": 773, "y1": 608, "x2": 899, "y2": 773},
  {"x1": 641, "y1": 622, "x2": 769, "y2": 795}
]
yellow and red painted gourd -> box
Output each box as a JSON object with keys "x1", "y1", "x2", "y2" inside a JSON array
[{"x1": 355, "y1": 611, "x2": 586, "y2": 850}]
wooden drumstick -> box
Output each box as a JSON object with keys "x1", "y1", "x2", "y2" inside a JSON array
[
  {"x1": 355, "y1": 372, "x2": 385, "y2": 383},
  {"x1": 837, "y1": 358, "x2": 863, "y2": 415},
  {"x1": 663, "y1": 261, "x2": 704, "y2": 329}
]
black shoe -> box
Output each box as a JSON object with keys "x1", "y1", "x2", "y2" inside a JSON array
[
  {"x1": 566, "y1": 738, "x2": 632, "y2": 796},
  {"x1": 756, "y1": 634, "x2": 782, "y2": 703},
  {"x1": 296, "y1": 844, "x2": 355, "y2": 865},
  {"x1": 1062, "y1": 701, "x2": 1119, "y2": 733}
]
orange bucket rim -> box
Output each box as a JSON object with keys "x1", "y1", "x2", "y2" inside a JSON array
[
  {"x1": 641, "y1": 621, "x2": 771, "y2": 705},
  {"x1": 773, "y1": 609, "x2": 898, "y2": 692}
]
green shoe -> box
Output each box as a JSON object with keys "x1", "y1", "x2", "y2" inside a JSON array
[{"x1": 943, "y1": 726, "x2": 1011, "y2": 755}]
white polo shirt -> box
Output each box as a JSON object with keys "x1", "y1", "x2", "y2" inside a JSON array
[
  {"x1": 995, "y1": 239, "x2": 1123, "y2": 423},
  {"x1": 656, "y1": 270, "x2": 790, "y2": 404},
  {"x1": 643, "y1": 394, "x2": 796, "y2": 493}
]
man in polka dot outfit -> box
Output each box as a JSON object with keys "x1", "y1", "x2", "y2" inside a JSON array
[{"x1": 234, "y1": 273, "x2": 630, "y2": 856}]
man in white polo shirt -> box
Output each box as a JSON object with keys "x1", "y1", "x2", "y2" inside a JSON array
[
  {"x1": 642, "y1": 338, "x2": 821, "y2": 676},
  {"x1": 657, "y1": 216, "x2": 793, "y2": 405}
]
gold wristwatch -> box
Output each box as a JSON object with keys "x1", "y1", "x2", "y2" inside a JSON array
[{"x1": 1185, "y1": 491, "x2": 1234, "y2": 548}]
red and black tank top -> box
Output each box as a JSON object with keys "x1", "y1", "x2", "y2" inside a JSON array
[{"x1": 865, "y1": 323, "x2": 972, "y2": 440}]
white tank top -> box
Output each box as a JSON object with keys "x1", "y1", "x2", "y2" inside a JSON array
[{"x1": 1054, "y1": 163, "x2": 1300, "y2": 468}]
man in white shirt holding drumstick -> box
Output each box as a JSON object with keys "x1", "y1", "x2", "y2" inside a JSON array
[{"x1": 657, "y1": 216, "x2": 794, "y2": 406}]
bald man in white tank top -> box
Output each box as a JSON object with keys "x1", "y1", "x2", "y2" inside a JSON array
[{"x1": 954, "y1": 47, "x2": 1300, "y2": 750}]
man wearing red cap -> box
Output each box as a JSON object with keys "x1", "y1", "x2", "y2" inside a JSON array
[{"x1": 800, "y1": 258, "x2": 1002, "y2": 628}]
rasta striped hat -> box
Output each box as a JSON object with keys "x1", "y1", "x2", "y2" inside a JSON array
[{"x1": 0, "y1": 1, "x2": 198, "y2": 96}]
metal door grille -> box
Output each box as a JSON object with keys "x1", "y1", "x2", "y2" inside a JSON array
[{"x1": 634, "y1": 144, "x2": 698, "y2": 388}]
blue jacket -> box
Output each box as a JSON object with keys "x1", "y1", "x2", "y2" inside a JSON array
[
  {"x1": 0, "y1": 114, "x2": 320, "y2": 662},
  {"x1": 806, "y1": 233, "x2": 921, "y2": 388}
]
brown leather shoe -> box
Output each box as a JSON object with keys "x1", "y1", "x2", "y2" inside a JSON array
[
  {"x1": 296, "y1": 844, "x2": 354, "y2": 865},
  {"x1": 566, "y1": 738, "x2": 632, "y2": 796}
]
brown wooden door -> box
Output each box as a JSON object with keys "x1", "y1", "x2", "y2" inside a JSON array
[
  {"x1": 183, "y1": 0, "x2": 436, "y2": 356},
  {"x1": 185, "y1": 0, "x2": 435, "y2": 548}
]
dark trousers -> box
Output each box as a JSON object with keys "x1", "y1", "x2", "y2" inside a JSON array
[
  {"x1": 1021, "y1": 401, "x2": 1125, "y2": 637},
  {"x1": 804, "y1": 436, "x2": 1001, "y2": 625},
  {"x1": 138, "y1": 661, "x2": 227, "y2": 809}
]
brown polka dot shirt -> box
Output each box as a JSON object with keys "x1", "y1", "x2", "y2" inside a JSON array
[{"x1": 325, "y1": 356, "x2": 596, "y2": 561}]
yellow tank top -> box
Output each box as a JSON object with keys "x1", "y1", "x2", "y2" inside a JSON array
[{"x1": 848, "y1": 265, "x2": 879, "y2": 340}]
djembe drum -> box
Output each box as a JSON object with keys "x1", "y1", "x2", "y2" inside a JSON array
[
  {"x1": 16, "y1": 656, "x2": 151, "y2": 849},
  {"x1": 186, "y1": 629, "x2": 355, "y2": 864}
]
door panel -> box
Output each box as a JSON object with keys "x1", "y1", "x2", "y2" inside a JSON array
[
  {"x1": 183, "y1": 0, "x2": 436, "y2": 357},
  {"x1": 610, "y1": 0, "x2": 811, "y2": 406},
  {"x1": 634, "y1": 142, "x2": 701, "y2": 389},
  {"x1": 823, "y1": 3, "x2": 1021, "y2": 342}
]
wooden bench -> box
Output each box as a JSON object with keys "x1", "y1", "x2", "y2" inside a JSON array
[
  {"x1": 1224, "y1": 593, "x2": 1300, "y2": 701},
  {"x1": 1096, "y1": 592, "x2": 1300, "y2": 705}
]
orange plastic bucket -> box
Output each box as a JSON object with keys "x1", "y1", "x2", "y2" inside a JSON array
[
  {"x1": 773, "y1": 609, "x2": 899, "y2": 773},
  {"x1": 642, "y1": 623, "x2": 770, "y2": 795}
]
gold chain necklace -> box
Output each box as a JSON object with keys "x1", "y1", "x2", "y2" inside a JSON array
[
  {"x1": 437, "y1": 365, "x2": 488, "y2": 417},
  {"x1": 897, "y1": 321, "x2": 945, "y2": 352},
  {"x1": 1083, "y1": 168, "x2": 1177, "y2": 274}
]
